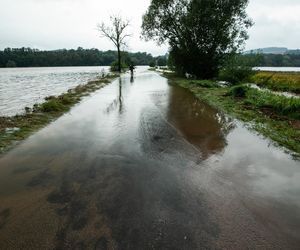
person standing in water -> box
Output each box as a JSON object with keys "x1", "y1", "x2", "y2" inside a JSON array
[{"x1": 129, "y1": 65, "x2": 135, "y2": 75}]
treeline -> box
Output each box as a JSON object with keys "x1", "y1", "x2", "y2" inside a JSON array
[
  {"x1": 243, "y1": 54, "x2": 300, "y2": 67},
  {"x1": 0, "y1": 47, "x2": 167, "y2": 68}
]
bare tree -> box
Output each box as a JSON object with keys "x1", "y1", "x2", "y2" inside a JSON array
[{"x1": 97, "y1": 15, "x2": 131, "y2": 73}]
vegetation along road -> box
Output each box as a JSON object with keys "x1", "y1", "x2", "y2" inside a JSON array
[{"x1": 0, "y1": 68, "x2": 299, "y2": 249}]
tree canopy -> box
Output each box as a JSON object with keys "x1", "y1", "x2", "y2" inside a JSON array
[{"x1": 142, "y1": 0, "x2": 253, "y2": 78}]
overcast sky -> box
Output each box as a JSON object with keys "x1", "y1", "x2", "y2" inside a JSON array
[{"x1": 0, "y1": 0, "x2": 299, "y2": 56}]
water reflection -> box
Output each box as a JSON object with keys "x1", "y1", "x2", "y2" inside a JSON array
[
  {"x1": 166, "y1": 83, "x2": 234, "y2": 159},
  {"x1": 130, "y1": 74, "x2": 134, "y2": 83},
  {"x1": 105, "y1": 77, "x2": 124, "y2": 115},
  {"x1": 118, "y1": 78, "x2": 123, "y2": 114}
]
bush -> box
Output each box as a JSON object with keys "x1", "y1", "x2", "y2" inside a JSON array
[
  {"x1": 228, "y1": 85, "x2": 250, "y2": 98},
  {"x1": 191, "y1": 80, "x2": 218, "y2": 88},
  {"x1": 110, "y1": 61, "x2": 128, "y2": 72},
  {"x1": 218, "y1": 54, "x2": 261, "y2": 84},
  {"x1": 149, "y1": 61, "x2": 156, "y2": 67},
  {"x1": 219, "y1": 67, "x2": 254, "y2": 85}
]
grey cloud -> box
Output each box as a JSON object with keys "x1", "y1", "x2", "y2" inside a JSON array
[{"x1": 0, "y1": 0, "x2": 299, "y2": 54}]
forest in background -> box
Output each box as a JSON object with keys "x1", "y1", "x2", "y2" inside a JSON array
[
  {"x1": 2, "y1": 47, "x2": 300, "y2": 69},
  {"x1": 244, "y1": 53, "x2": 300, "y2": 67},
  {"x1": 0, "y1": 47, "x2": 167, "y2": 68}
]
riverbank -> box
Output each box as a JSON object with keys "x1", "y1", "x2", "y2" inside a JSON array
[
  {"x1": 0, "y1": 74, "x2": 118, "y2": 154},
  {"x1": 164, "y1": 73, "x2": 300, "y2": 157}
]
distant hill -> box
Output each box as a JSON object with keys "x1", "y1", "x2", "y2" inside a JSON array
[{"x1": 245, "y1": 47, "x2": 300, "y2": 55}]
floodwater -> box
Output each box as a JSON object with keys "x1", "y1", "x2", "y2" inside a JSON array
[
  {"x1": 0, "y1": 68, "x2": 299, "y2": 249},
  {"x1": 254, "y1": 67, "x2": 300, "y2": 72},
  {"x1": 0, "y1": 66, "x2": 109, "y2": 117}
]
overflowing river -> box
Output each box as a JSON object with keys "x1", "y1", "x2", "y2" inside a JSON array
[
  {"x1": 0, "y1": 68, "x2": 299, "y2": 249},
  {"x1": 0, "y1": 66, "x2": 109, "y2": 117},
  {"x1": 254, "y1": 67, "x2": 300, "y2": 72}
]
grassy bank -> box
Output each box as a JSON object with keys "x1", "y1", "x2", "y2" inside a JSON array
[
  {"x1": 0, "y1": 74, "x2": 118, "y2": 154},
  {"x1": 251, "y1": 71, "x2": 300, "y2": 94},
  {"x1": 165, "y1": 73, "x2": 300, "y2": 157}
]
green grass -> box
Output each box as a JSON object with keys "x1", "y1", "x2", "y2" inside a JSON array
[
  {"x1": 251, "y1": 71, "x2": 300, "y2": 94},
  {"x1": 227, "y1": 85, "x2": 300, "y2": 119},
  {"x1": 165, "y1": 73, "x2": 300, "y2": 157},
  {"x1": 0, "y1": 74, "x2": 118, "y2": 154}
]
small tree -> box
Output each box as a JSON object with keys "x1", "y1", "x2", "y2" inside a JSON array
[{"x1": 97, "y1": 15, "x2": 131, "y2": 73}]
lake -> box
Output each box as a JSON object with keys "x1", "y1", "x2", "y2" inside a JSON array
[{"x1": 0, "y1": 66, "x2": 109, "y2": 117}]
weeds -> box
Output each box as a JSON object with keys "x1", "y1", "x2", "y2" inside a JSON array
[{"x1": 227, "y1": 85, "x2": 300, "y2": 119}]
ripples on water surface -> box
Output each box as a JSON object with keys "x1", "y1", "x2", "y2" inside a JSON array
[{"x1": 0, "y1": 66, "x2": 109, "y2": 117}]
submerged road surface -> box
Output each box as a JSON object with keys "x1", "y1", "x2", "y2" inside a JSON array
[{"x1": 0, "y1": 68, "x2": 299, "y2": 249}]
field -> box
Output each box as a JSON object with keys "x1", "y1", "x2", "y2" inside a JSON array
[{"x1": 251, "y1": 71, "x2": 300, "y2": 94}]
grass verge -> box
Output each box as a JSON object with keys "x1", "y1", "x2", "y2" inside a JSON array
[
  {"x1": 0, "y1": 74, "x2": 118, "y2": 154},
  {"x1": 164, "y1": 73, "x2": 300, "y2": 157},
  {"x1": 251, "y1": 71, "x2": 300, "y2": 94}
]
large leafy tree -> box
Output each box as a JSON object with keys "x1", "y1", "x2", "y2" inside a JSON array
[{"x1": 142, "y1": 0, "x2": 253, "y2": 78}]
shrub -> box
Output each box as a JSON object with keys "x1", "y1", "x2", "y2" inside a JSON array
[
  {"x1": 228, "y1": 85, "x2": 250, "y2": 98},
  {"x1": 191, "y1": 80, "x2": 218, "y2": 88},
  {"x1": 218, "y1": 54, "x2": 258, "y2": 84},
  {"x1": 110, "y1": 61, "x2": 128, "y2": 72},
  {"x1": 219, "y1": 67, "x2": 254, "y2": 85},
  {"x1": 149, "y1": 61, "x2": 156, "y2": 67}
]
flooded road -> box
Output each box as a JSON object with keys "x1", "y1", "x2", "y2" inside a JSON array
[{"x1": 0, "y1": 68, "x2": 299, "y2": 249}]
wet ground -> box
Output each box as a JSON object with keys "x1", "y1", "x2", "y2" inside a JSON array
[{"x1": 0, "y1": 68, "x2": 299, "y2": 249}]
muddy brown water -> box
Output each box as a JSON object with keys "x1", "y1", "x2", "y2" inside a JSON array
[{"x1": 0, "y1": 68, "x2": 299, "y2": 249}]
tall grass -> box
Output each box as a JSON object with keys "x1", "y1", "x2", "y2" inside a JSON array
[{"x1": 228, "y1": 85, "x2": 300, "y2": 119}]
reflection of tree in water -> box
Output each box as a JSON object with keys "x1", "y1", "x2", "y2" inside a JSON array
[
  {"x1": 130, "y1": 75, "x2": 134, "y2": 83},
  {"x1": 105, "y1": 78, "x2": 124, "y2": 114},
  {"x1": 166, "y1": 84, "x2": 234, "y2": 159}
]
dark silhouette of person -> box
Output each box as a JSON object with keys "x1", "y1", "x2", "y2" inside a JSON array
[{"x1": 129, "y1": 65, "x2": 135, "y2": 75}]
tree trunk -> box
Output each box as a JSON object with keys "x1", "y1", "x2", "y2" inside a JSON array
[{"x1": 117, "y1": 46, "x2": 121, "y2": 73}]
